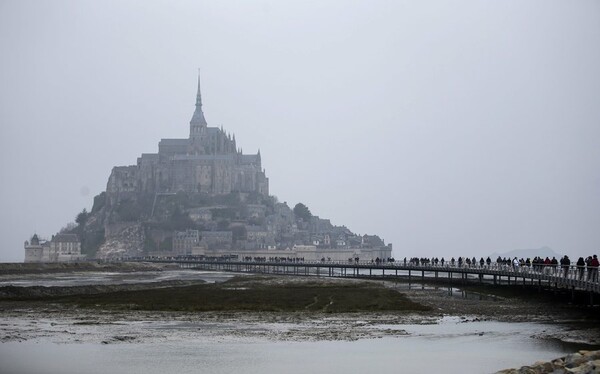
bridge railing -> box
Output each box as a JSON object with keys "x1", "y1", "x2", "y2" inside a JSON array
[{"x1": 126, "y1": 255, "x2": 599, "y2": 287}]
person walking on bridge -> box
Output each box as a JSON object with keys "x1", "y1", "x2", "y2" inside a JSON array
[
  {"x1": 560, "y1": 255, "x2": 570, "y2": 278},
  {"x1": 551, "y1": 257, "x2": 559, "y2": 275},
  {"x1": 576, "y1": 257, "x2": 585, "y2": 280},
  {"x1": 590, "y1": 255, "x2": 599, "y2": 282},
  {"x1": 544, "y1": 257, "x2": 551, "y2": 274}
]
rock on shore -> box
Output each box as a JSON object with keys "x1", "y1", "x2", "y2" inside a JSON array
[{"x1": 496, "y1": 350, "x2": 600, "y2": 374}]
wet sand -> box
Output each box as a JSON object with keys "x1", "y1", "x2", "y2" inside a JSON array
[{"x1": 0, "y1": 271, "x2": 599, "y2": 346}]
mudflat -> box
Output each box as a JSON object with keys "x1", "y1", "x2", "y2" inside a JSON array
[{"x1": 1, "y1": 264, "x2": 599, "y2": 345}]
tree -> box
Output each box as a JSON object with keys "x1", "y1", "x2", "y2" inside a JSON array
[
  {"x1": 59, "y1": 222, "x2": 77, "y2": 233},
  {"x1": 231, "y1": 225, "x2": 247, "y2": 241},
  {"x1": 75, "y1": 209, "x2": 89, "y2": 226},
  {"x1": 293, "y1": 203, "x2": 312, "y2": 221},
  {"x1": 217, "y1": 219, "x2": 231, "y2": 231},
  {"x1": 169, "y1": 206, "x2": 195, "y2": 230}
]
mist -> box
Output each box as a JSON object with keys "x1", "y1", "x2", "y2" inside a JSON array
[{"x1": 1, "y1": 0, "x2": 599, "y2": 262}]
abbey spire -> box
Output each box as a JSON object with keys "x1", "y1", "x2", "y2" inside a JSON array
[
  {"x1": 190, "y1": 70, "x2": 207, "y2": 139},
  {"x1": 195, "y1": 72, "x2": 203, "y2": 107}
]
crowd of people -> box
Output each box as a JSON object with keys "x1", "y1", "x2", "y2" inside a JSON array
[
  {"x1": 142, "y1": 252, "x2": 599, "y2": 283},
  {"x1": 398, "y1": 254, "x2": 599, "y2": 282}
]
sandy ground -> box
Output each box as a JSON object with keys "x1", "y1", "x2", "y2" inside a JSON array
[{"x1": 0, "y1": 274, "x2": 599, "y2": 345}]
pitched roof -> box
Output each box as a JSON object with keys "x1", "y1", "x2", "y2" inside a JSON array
[
  {"x1": 53, "y1": 233, "x2": 80, "y2": 243},
  {"x1": 159, "y1": 139, "x2": 189, "y2": 146}
]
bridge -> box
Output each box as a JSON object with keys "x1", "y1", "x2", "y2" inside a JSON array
[{"x1": 129, "y1": 257, "x2": 600, "y2": 303}]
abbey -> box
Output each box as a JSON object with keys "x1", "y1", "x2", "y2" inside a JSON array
[
  {"x1": 24, "y1": 75, "x2": 392, "y2": 262},
  {"x1": 106, "y1": 75, "x2": 269, "y2": 203}
]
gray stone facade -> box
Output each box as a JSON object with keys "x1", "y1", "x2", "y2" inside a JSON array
[
  {"x1": 200, "y1": 231, "x2": 233, "y2": 250},
  {"x1": 106, "y1": 75, "x2": 269, "y2": 206},
  {"x1": 172, "y1": 229, "x2": 200, "y2": 255},
  {"x1": 24, "y1": 233, "x2": 85, "y2": 263}
]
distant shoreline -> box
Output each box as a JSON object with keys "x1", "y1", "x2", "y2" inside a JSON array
[{"x1": 0, "y1": 261, "x2": 176, "y2": 275}]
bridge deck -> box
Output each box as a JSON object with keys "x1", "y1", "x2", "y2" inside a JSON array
[{"x1": 128, "y1": 258, "x2": 600, "y2": 296}]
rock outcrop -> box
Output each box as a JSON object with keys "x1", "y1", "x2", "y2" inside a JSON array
[
  {"x1": 496, "y1": 350, "x2": 600, "y2": 374},
  {"x1": 96, "y1": 222, "x2": 144, "y2": 258}
]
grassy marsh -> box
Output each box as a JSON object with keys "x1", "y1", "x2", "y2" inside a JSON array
[{"x1": 20, "y1": 276, "x2": 430, "y2": 313}]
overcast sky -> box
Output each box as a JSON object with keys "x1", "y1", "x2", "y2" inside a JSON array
[{"x1": 1, "y1": 1, "x2": 599, "y2": 262}]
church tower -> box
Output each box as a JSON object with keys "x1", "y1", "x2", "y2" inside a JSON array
[{"x1": 190, "y1": 72, "x2": 207, "y2": 141}]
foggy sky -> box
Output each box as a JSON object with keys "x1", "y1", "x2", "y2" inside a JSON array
[{"x1": 1, "y1": 1, "x2": 599, "y2": 262}]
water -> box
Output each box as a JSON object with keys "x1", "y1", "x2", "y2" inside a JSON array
[
  {"x1": 0, "y1": 270, "x2": 236, "y2": 287},
  {"x1": 0, "y1": 318, "x2": 580, "y2": 374},
  {"x1": 0, "y1": 270, "x2": 594, "y2": 373}
]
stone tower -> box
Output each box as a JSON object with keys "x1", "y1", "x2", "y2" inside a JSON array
[{"x1": 190, "y1": 72, "x2": 207, "y2": 142}]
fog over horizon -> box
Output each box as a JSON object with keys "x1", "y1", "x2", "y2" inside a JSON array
[{"x1": 1, "y1": 1, "x2": 599, "y2": 263}]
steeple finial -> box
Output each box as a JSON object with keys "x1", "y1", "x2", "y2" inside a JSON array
[
  {"x1": 196, "y1": 68, "x2": 202, "y2": 107},
  {"x1": 190, "y1": 69, "x2": 208, "y2": 130}
]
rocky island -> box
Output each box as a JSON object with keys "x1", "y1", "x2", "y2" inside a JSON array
[{"x1": 24, "y1": 75, "x2": 391, "y2": 263}]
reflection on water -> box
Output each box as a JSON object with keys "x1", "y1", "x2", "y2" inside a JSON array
[
  {"x1": 0, "y1": 318, "x2": 589, "y2": 374},
  {"x1": 390, "y1": 281, "x2": 499, "y2": 301}
]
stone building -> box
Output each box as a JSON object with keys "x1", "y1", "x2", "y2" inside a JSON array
[
  {"x1": 200, "y1": 231, "x2": 233, "y2": 250},
  {"x1": 106, "y1": 74, "x2": 269, "y2": 207},
  {"x1": 245, "y1": 225, "x2": 275, "y2": 249},
  {"x1": 172, "y1": 229, "x2": 200, "y2": 255},
  {"x1": 24, "y1": 233, "x2": 85, "y2": 263},
  {"x1": 24, "y1": 234, "x2": 47, "y2": 263},
  {"x1": 188, "y1": 207, "x2": 212, "y2": 223}
]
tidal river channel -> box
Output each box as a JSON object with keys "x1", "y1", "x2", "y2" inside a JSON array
[{"x1": 0, "y1": 270, "x2": 595, "y2": 374}]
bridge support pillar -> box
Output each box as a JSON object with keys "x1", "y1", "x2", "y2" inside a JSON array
[{"x1": 493, "y1": 275, "x2": 497, "y2": 285}]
